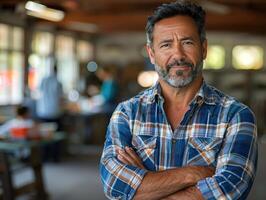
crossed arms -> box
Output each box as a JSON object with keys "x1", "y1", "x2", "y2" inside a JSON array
[
  {"x1": 118, "y1": 146, "x2": 214, "y2": 200},
  {"x1": 100, "y1": 105, "x2": 257, "y2": 200}
]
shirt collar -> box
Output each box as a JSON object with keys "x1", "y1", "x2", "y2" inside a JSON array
[
  {"x1": 148, "y1": 80, "x2": 220, "y2": 105},
  {"x1": 198, "y1": 81, "x2": 220, "y2": 105},
  {"x1": 147, "y1": 82, "x2": 163, "y2": 103}
]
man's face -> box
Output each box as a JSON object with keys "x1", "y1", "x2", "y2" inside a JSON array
[{"x1": 146, "y1": 15, "x2": 207, "y2": 88}]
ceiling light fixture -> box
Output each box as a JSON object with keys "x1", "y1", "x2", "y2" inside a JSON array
[{"x1": 25, "y1": 1, "x2": 65, "y2": 22}]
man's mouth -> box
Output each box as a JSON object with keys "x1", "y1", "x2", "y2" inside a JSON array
[
  {"x1": 170, "y1": 65, "x2": 191, "y2": 70},
  {"x1": 166, "y1": 59, "x2": 193, "y2": 71}
]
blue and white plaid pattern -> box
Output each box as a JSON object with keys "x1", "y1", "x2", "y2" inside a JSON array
[{"x1": 100, "y1": 81, "x2": 258, "y2": 200}]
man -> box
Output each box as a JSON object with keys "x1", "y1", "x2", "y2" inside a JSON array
[
  {"x1": 36, "y1": 64, "x2": 63, "y2": 161},
  {"x1": 36, "y1": 64, "x2": 63, "y2": 129},
  {"x1": 100, "y1": 1, "x2": 258, "y2": 200}
]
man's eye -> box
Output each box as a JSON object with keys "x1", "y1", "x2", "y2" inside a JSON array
[
  {"x1": 160, "y1": 43, "x2": 170, "y2": 48},
  {"x1": 183, "y1": 41, "x2": 193, "y2": 45}
]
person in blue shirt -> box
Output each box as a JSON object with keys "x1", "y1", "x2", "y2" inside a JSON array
[
  {"x1": 100, "y1": 1, "x2": 257, "y2": 200},
  {"x1": 36, "y1": 64, "x2": 63, "y2": 129},
  {"x1": 36, "y1": 64, "x2": 64, "y2": 161},
  {"x1": 96, "y1": 66, "x2": 118, "y2": 106},
  {"x1": 78, "y1": 65, "x2": 118, "y2": 113}
]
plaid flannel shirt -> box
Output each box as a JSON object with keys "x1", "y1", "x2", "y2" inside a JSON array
[{"x1": 100, "y1": 81, "x2": 258, "y2": 200}]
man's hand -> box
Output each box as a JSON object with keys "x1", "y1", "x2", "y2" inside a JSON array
[
  {"x1": 116, "y1": 146, "x2": 214, "y2": 200},
  {"x1": 117, "y1": 146, "x2": 145, "y2": 169}
]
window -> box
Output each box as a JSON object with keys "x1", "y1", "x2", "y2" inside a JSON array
[
  {"x1": 56, "y1": 35, "x2": 78, "y2": 93},
  {"x1": 232, "y1": 45, "x2": 264, "y2": 70},
  {"x1": 77, "y1": 40, "x2": 93, "y2": 62},
  {"x1": 204, "y1": 45, "x2": 225, "y2": 70},
  {"x1": 0, "y1": 24, "x2": 9, "y2": 49},
  {"x1": 0, "y1": 24, "x2": 24, "y2": 105},
  {"x1": 28, "y1": 31, "x2": 54, "y2": 92},
  {"x1": 12, "y1": 27, "x2": 24, "y2": 50}
]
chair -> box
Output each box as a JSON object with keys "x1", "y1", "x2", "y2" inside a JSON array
[{"x1": 0, "y1": 145, "x2": 47, "y2": 200}]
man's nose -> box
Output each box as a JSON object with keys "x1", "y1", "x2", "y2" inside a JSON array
[{"x1": 172, "y1": 43, "x2": 185, "y2": 59}]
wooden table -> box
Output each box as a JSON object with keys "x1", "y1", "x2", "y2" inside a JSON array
[{"x1": 0, "y1": 132, "x2": 65, "y2": 200}]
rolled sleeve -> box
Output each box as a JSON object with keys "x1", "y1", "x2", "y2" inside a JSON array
[
  {"x1": 100, "y1": 103, "x2": 147, "y2": 199},
  {"x1": 197, "y1": 107, "x2": 258, "y2": 200}
]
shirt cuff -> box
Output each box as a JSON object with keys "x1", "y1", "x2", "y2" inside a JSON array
[
  {"x1": 126, "y1": 168, "x2": 148, "y2": 200},
  {"x1": 196, "y1": 178, "x2": 224, "y2": 200}
]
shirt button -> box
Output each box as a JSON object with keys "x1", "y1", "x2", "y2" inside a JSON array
[{"x1": 172, "y1": 139, "x2": 176, "y2": 144}]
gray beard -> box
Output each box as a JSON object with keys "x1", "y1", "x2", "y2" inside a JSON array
[{"x1": 154, "y1": 61, "x2": 203, "y2": 88}]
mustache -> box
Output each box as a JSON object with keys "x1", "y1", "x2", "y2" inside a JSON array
[{"x1": 166, "y1": 59, "x2": 194, "y2": 70}]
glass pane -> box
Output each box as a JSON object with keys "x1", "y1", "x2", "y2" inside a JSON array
[
  {"x1": 232, "y1": 45, "x2": 264, "y2": 70},
  {"x1": 56, "y1": 35, "x2": 77, "y2": 93},
  {"x1": 28, "y1": 54, "x2": 53, "y2": 92},
  {"x1": 77, "y1": 40, "x2": 93, "y2": 62},
  {"x1": 0, "y1": 52, "x2": 10, "y2": 104},
  {"x1": 32, "y1": 31, "x2": 54, "y2": 55},
  {"x1": 12, "y1": 27, "x2": 24, "y2": 50},
  {"x1": 10, "y1": 52, "x2": 24, "y2": 104},
  {"x1": 0, "y1": 23, "x2": 9, "y2": 49},
  {"x1": 0, "y1": 51, "x2": 8, "y2": 69},
  {"x1": 56, "y1": 35, "x2": 75, "y2": 58},
  {"x1": 57, "y1": 58, "x2": 78, "y2": 93},
  {"x1": 204, "y1": 45, "x2": 225, "y2": 70}
]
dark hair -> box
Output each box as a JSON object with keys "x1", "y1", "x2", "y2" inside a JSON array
[
  {"x1": 16, "y1": 106, "x2": 29, "y2": 117},
  {"x1": 146, "y1": 0, "x2": 206, "y2": 46}
]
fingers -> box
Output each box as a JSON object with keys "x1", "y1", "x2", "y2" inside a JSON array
[
  {"x1": 117, "y1": 146, "x2": 145, "y2": 169},
  {"x1": 125, "y1": 147, "x2": 145, "y2": 169},
  {"x1": 118, "y1": 147, "x2": 138, "y2": 166},
  {"x1": 117, "y1": 152, "x2": 132, "y2": 165}
]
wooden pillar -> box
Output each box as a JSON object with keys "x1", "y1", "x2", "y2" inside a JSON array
[
  {"x1": 30, "y1": 145, "x2": 47, "y2": 200},
  {"x1": 0, "y1": 151, "x2": 15, "y2": 200}
]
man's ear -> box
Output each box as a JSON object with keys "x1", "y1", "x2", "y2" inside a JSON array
[
  {"x1": 146, "y1": 44, "x2": 155, "y2": 65},
  {"x1": 202, "y1": 39, "x2": 207, "y2": 60}
]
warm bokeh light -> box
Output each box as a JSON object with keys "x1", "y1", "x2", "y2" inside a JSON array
[
  {"x1": 204, "y1": 45, "x2": 225, "y2": 69},
  {"x1": 137, "y1": 71, "x2": 158, "y2": 88},
  {"x1": 232, "y1": 45, "x2": 263, "y2": 70},
  {"x1": 77, "y1": 40, "x2": 93, "y2": 62}
]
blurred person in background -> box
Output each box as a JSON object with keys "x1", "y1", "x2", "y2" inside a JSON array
[
  {"x1": 0, "y1": 105, "x2": 36, "y2": 139},
  {"x1": 94, "y1": 65, "x2": 118, "y2": 110},
  {"x1": 100, "y1": 1, "x2": 258, "y2": 200},
  {"x1": 78, "y1": 65, "x2": 118, "y2": 113},
  {"x1": 36, "y1": 63, "x2": 64, "y2": 130},
  {"x1": 0, "y1": 105, "x2": 37, "y2": 159},
  {"x1": 36, "y1": 63, "x2": 64, "y2": 162}
]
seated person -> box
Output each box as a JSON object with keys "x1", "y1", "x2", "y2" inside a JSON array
[
  {"x1": 0, "y1": 105, "x2": 36, "y2": 159},
  {"x1": 0, "y1": 105, "x2": 37, "y2": 139},
  {"x1": 0, "y1": 105, "x2": 61, "y2": 162}
]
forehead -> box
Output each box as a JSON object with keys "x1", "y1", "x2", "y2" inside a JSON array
[{"x1": 153, "y1": 15, "x2": 199, "y2": 41}]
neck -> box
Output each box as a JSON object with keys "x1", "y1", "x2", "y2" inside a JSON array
[{"x1": 160, "y1": 76, "x2": 203, "y2": 107}]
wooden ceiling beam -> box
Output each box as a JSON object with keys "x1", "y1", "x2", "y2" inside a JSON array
[
  {"x1": 56, "y1": 8, "x2": 266, "y2": 34},
  {"x1": 2, "y1": 0, "x2": 266, "y2": 34}
]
